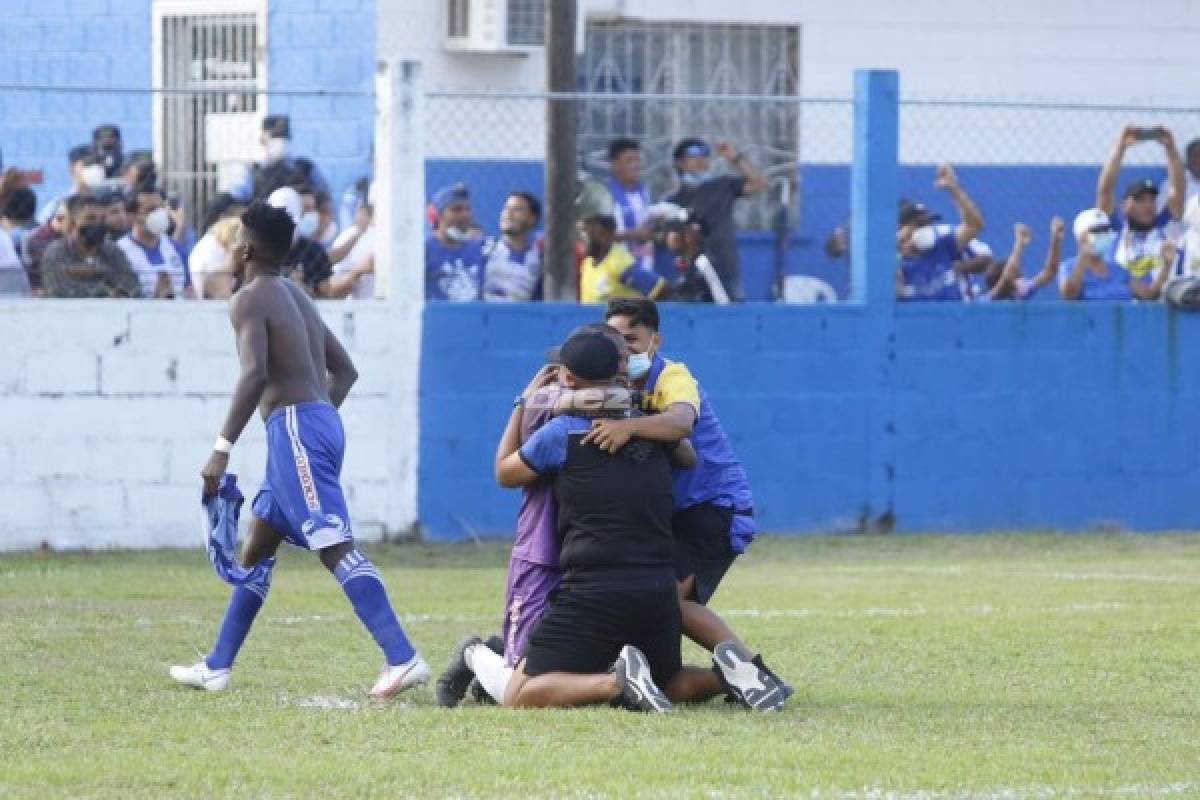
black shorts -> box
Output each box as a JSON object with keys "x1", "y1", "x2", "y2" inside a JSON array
[
  {"x1": 522, "y1": 584, "x2": 683, "y2": 688},
  {"x1": 672, "y1": 502, "x2": 738, "y2": 605}
]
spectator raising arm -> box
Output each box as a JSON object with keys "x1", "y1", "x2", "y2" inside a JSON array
[
  {"x1": 935, "y1": 163, "x2": 984, "y2": 251},
  {"x1": 714, "y1": 140, "x2": 767, "y2": 196},
  {"x1": 1097, "y1": 125, "x2": 1139, "y2": 216},
  {"x1": 1033, "y1": 216, "x2": 1066, "y2": 294},
  {"x1": 1160, "y1": 128, "x2": 1186, "y2": 220},
  {"x1": 993, "y1": 223, "x2": 1031, "y2": 298}
]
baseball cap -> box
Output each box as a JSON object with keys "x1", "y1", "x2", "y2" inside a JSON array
[
  {"x1": 432, "y1": 182, "x2": 469, "y2": 213},
  {"x1": 557, "y1": 331, "x2": 620, "y2": 382},
  {"x1": 262, "y1": 114, "x2": 291, "y2": 139},
  {"x1": 672, "y1": 138, "x2": 711, "y2": 160},
  {"x1": 546, "y1": 323, "x2": 617, "y2": 365},
  {"x1": 1072, "y1": 208, "x2": 1113, "y2": 239},
  {"x1": 1124, "y1": 179, "x2": 1159, "y2": 200},
  {"x1": 267, "y1": 186, "x2": 303, "y2": 225},
  {"x1": 897, "y1": 200, "x2": 940, "y2": 227}
]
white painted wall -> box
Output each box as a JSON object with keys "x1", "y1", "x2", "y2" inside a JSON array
[
  {"x1": 381, "y1": 1, "x2": 1200, "y2": 163},
  {"x1": 0, "y1": 301, "x2": 414, "y2": 551},
  {"x1": 383, "y1": 0, "x2": 1200, "y2": 104}
]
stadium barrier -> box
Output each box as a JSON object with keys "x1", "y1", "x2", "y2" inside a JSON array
[{"x1": 3, "y1": 65, "x2": 1200, "y2": 548}]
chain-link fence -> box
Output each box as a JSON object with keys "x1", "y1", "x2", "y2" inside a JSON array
[{"x1": 3, "y1": 78, "x2": 1197, "y2": 302}]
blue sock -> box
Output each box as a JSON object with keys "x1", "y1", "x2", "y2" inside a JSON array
[
  {"x1": 334, "y1": 550, "x2": 416, "y2": 666},
  {"x1": 205, "y1": 577, "x2": 270, "y2": 670}
]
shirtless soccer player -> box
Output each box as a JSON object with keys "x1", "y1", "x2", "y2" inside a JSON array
[{"x1": 169, "y1": 202, "x2": 428, "y2": 698}]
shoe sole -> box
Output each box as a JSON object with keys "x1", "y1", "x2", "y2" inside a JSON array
[
  {"x1": 434, "y1": 637, "x2": 482, "y2": 708},
  {"x1": 713, "y1": 642, "x2": 786, "y2": 712},
  {"x1": 618, "y1": 646, "x2": 672, "y2": 713},
  {"x1": 369, "y1": 661, "x2": 429, "y2": 700}
]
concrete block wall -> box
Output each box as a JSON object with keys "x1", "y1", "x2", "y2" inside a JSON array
[
  {"x1": 267, "y1": 0, "x2": 376, "y2": 199},
  {"x1": 0, "y1": 301, "x2": 404, "y2": 550},
  {"x1": 0, "y1": 0, "x2": 152, "y2": 197},
  {"x1": 419, "y1": 302, "x2": 1200, "y2": 540}
]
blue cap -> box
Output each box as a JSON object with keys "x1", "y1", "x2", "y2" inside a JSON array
[{"x1": 432, "y1": 182, "x2": 469, "y2": 213}]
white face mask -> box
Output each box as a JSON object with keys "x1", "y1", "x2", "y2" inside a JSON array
[
  {"x1": 296, "y1": 210, "x2": 319, "y2": 238},
  {"x1": 627, "y1": 351, "x2": 652, "y2": 380},
  {"x1": 264, "y1": 137, "x2": 289, "y2": 163},
  {"x1": 445, "y1": 226, "x2": 470, "y2": 243},
  {"x1": 909, "y1": 225, "x2": 937, "y2": 252},
  {"x1": 82, "y1": 164, "x2": 107, "y2": 189},
  {"x1": 145, "y1": 207, "x2": 171, "y2": 237}
]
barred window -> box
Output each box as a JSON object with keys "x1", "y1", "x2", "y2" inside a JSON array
[
  {"x1": 579, "y1": 20, "x2": 800, "y2": 231},
  {"x1": 506, "y1": 0, "x2": 545, "y2": 46}
]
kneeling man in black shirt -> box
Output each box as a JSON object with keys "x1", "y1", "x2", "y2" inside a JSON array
[{"x1": 494, "y1": 329, "x2": 733, "y2": 712}]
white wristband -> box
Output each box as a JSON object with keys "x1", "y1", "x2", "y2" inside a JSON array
[{"x1": 213, "y1": 436, "x2": 234, "y2": 454}]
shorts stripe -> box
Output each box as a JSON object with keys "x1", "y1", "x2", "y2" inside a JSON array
[{"x1": 285, "y1": 406, "x2": 322, "y2": 513}]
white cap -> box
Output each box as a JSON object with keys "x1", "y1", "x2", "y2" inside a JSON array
[
  {"x1": 1073, "y1": 208, "x2": 1112, "y2": 239},
  {"x1": 267, "y1": 186, "x2": 302, "y2": 225}
]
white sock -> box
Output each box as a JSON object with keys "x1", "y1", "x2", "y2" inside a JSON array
[{"x1": 465, "y1": 643, "x2": 513, "y2": 706}]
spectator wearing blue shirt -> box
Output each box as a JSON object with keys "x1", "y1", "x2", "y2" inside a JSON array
[
  {"x1": 483, "y1": 191, "x2": 543, "y2": 302},
  {"x1": 895, "y1": 163, "x2": 984, "y2": 301},
  {"x1": 606, "y1": 138, "x2": 655, "y2": 273},
  {"x1": 425, "y1": 182, "x2": 484, "y2": 302},
  {"x1": 1097, "y1": 125, "x2": 1185, "y2": 285},
  {"x1": 1060, "y1": 208, "x2": 1173, "y2": 302}
]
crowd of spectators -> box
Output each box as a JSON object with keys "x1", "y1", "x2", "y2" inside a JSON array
[
  {"x1": 7, "y1": 115, "x2": 1196, "y2": 306},
  {"x1": 0, "y1": 114, "x2": 766, "y2": 305},
  {"x1": 894, "y1": 124, "x2": 1200, "y2": 304},
  {"x1": 0, "y1": 115, "x2": 376, "y2": 301}
]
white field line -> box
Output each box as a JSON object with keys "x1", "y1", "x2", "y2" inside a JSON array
[
  {"x1": 810, "y1": 782, "x2": 1197, "y2": 800},
  {"x1": 815, "y1": 564, "x2": 1200, "y2": 585},
  {"x1": 723, "y1": 602, "x2": 1159, "y2": 620}
]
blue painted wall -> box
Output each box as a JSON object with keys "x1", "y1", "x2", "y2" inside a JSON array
[
  {"x1": 0, "y1": 0, "x2": 153, "y2": 201},
  {"x1": 0, "y1": 0, "x2": 375, "y2": 207},
  {"x1": 267, "y1": 0, "x2": 375, "y2": 201},
  {"x1": 419, "y1": 302, "x2": 1200, "y2": 539}
]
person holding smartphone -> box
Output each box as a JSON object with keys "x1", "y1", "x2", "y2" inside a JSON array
[{"x1": 1095, "y1": 124, "x2": 1185, "y2": 289}]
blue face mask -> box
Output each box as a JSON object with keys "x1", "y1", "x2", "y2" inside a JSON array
[
  {"x1": 1089, "y1": 231, "x2": 1116, "y2": 257},
  {"x1": 680, "y1": 170, "x2": 712, "y2": 187},
  {"x1": 627, "y1": 352, "x2": 652, "y2": 380}
]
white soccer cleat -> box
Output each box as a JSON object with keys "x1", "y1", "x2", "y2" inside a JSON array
[
  {"x1": 368, "y1": 654, "x2": 430, "y2": 700},
  {"x1": 169, "y1": 660, "x2": 231, "y2": 692}
]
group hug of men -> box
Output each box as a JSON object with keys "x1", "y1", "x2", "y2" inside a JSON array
[{"x1": 432, "y1": 297, "x2": 790, "y2": 712}]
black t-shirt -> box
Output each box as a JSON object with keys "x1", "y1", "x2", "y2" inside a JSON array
[
  {"x1": 520, "y1": 415, "x2": 676, "y2": 588},
  {"x1": 667, "y1": 175, "x2": 746, "y2": 298},
  {"x1": 284, "y1": 236, "x2": 332, "y2": 293}
]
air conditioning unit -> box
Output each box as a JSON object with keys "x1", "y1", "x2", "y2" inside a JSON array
[{"x1": 444, "y1": 0, "x2": 544, "y2": 54}]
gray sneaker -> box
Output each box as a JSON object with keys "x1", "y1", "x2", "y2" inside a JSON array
[
  {"x1": 612, "y1": 645, "x2": 671, "y2": 713},
  {"x1": 713, "y1": 641, "x2": 787, "y2": 711}
]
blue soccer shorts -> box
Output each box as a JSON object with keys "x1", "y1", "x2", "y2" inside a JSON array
[{"x1": 251, "y1": 402, "x2": 354, "y2": 551}]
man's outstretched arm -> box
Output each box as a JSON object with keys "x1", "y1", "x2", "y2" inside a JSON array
[
  {"x1": 323, "y1": 321, "x2": 359, "y2": 408},
  {"x1": 202, "y1": 293, "x2": 269, "y2": 495}
]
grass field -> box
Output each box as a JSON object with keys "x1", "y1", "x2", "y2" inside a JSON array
[{"x1": 3, "y1": 533, "x2": 1200, "y2": 799}]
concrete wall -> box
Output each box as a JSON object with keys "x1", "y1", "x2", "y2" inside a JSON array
[
  {"x1": 382, "y1": 0, "x2": 1200, "y2": 106},
  {"x1": 419, "y1": 301, "x2": 1200, "y2": 540},
  {"x1": 0, "y1": 0, "x2": 375, "y2": 205},
  {"x1": 0, "y1": 0, "x2": 152, "y2": 196},
  {"x1": 266, "y1": 0, "x2": 376, "y2": 200},
  {"x1": 0, "y1": 300, "x2": 411, "y2": 550}
]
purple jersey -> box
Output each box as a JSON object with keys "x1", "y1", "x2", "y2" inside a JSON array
[{"x1": 511, "y1": 386, "x2": 563, "y2": 566}]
